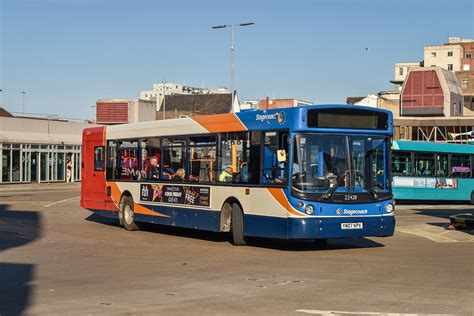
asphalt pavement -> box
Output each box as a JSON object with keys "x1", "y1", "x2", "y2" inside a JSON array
[{"x1": 0, "y1": 183, "x2": 473, "y2": 315}]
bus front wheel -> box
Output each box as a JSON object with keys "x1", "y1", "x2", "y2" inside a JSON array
[
  {"x1": 471, "y1": 191, "x2": 474, "y2": 205},
  {"x1": 121, "y1": 196, "x2": 140, "y2": 231},
  {"x1": 231, "y1": 203, "x2": 246, "y2": 246}
]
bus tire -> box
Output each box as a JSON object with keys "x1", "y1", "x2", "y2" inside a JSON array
[
  {"x1": 121, "y1": 196, "x2": 140, "y2": 231},
  {"x1": 231, "y1": 203, "x2": 246, "y2": 246},
  {"x1": 471, "y1": 191, "x2": 474, "y2": 205}
]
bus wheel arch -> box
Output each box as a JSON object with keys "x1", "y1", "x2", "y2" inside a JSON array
[{"x1": 119, "y1": 191, "x2": 140, "y2": 231}]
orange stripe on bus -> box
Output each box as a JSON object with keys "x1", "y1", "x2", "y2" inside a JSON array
[
  {"x1": 267, "y1": 188, "x2": 305, "y2": 217},
  {"x1": 192, "y1": 113, "x2": 247, "y2": 133},
  {"x1": 134, "y1": 204, "x2": 170, "y2": 218},
  {"x1": 106, "y1": 182, "x2": 170, "y2": 218},
  {"x1": 107, "y1": 182, "x2": 122, "y2": 207}
]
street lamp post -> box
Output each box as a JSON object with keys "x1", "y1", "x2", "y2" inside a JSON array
[
  {"x1": 162, "y1": 80, "x2": 166, "y2": 120},
  {"x1": 21, "y1": 91, "x2": 26, "y2": 114},
  {"x1": 212, "y1": 22, "x2": 254, "y2": 112}
]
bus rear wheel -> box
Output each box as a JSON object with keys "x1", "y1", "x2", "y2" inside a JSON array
[
  {"x1": 121, "y1": 196, "x2": 140, "y2": 231},
  {"x1": 231, "y1": 203, "x2": 246, "y2": 246}
]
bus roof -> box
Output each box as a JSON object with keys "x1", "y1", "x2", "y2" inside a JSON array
[
  {"x1": 104, "y1": 104, "x2": 393, "y2": 140},
  {"x1": 393, "y1": 140, "x2": 474, "y2": 154}
]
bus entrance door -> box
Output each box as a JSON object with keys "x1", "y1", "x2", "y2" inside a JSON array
[{"x1": 81, "y1": 126, "x2": 107, "y2": 211}]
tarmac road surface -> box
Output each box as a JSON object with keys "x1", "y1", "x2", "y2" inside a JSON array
[{"x1": 0, "y1": 183, "x2": 473, "y2": 315}]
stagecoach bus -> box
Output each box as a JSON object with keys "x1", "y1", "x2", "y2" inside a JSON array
[
  {"x1": 392, "y1": 141, "x2": 474, "y2": 203},
  {"x1": 81, "y1": 104, "x2": 395, "y2": 245}
]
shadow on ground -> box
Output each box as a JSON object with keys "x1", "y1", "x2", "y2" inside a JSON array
[
  {"x1": 0, "y1": 204, "x2": 41, "y2": 316},
  {"x1": 85, "y1": 213, "x2": 384, "y2": 252},
  {"x1": 413, "y1": 208, "x2": 474, "y2": 220}
]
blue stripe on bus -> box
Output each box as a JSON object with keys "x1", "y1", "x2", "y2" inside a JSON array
[
  {"x1": 87, "y1": 205, "x2": 395, "y2": 239},
  {"x1": 245, "y1": 214, "x2": 395, "y2": 239}
]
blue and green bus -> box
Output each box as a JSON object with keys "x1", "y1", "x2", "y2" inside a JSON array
[{"x1": 392, "y1": 141, "x2": 474, "y2": 203}]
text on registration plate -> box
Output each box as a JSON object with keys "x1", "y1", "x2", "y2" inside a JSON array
[{"x1": 341, "y1": 222, "x2": 363, "y2": 229}]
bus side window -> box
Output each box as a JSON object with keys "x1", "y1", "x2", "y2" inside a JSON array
[
  {"x1": 118, "y1": 140, "x2": 139, "y2": 181},
  {"x1": 261, "y1": 131, "x2": 289, "y2": 184},
  {"x1": 189, "y1": 135, "x2": 217, "y2": 183},
  {"x1": 140, "y1": 138, "x2": 161, "y2": 181},
  {"x1": 451, "y1": 154, "x2": 471, "y2": 178},
  {"x1": 106, "y1": 141, "x2": 117, "y2": 180},
  {"x1": 94, "y1": 146, "x2": 105, "y2": 171}
]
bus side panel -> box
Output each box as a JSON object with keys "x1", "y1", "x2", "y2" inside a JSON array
[{"x1": 81, "y1": 126, "x2": 107, "y2": 211}]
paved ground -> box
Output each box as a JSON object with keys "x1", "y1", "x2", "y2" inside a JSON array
[{"x1": 1, "y1": 183, "x2": 473, "y2": 315}]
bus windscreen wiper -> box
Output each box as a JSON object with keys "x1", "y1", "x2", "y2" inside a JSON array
[
  {"x1": 353, "y1": 170, "x2": 378, "y2": 200},
  {"x1": 322, "y1": 170, "x2": 350, "y2": 200}
]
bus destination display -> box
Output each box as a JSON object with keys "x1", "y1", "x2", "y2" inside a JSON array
[{"x1": 307, "y1": 108, "x2": 389, "y2": 130}]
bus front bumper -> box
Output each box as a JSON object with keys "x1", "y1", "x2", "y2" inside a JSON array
[{"x1": 287, "y1": 215, "x2": 395, "y2": 239}]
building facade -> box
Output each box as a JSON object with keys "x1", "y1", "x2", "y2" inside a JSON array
[
  {"x1": 0, "y1": 115, "x2": 93, "y2": 184},
  {"x1": 392, "y1": 62, "x2": 423, "y2": 91},
  {"x1": 424, "y1": 44, "x2": 463, "y2": 71},
  {"x1": 400, "y1": 67, "x2": 463, "y2": 117},
  {"x1": 96, "y1": 99, "x2": 156, "y2": 125},
  {"x1": 140, "y1": 83, "x2": 229, "y2": 110}
]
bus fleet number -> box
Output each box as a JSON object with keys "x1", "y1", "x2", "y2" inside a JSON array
[{"x1": 344, "y1": 194, "x2": 358, "y2": 201}]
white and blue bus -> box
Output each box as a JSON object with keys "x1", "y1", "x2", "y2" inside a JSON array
[{"x1": 81, "y1": 104, "x2": 395, "y2": 245}]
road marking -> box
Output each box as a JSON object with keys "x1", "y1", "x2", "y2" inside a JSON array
[
  {"x1": 43, "y1": 196, "x2": 79, "y2": 207},
  {"x1": 296, "y1": 309, "x2": 454, "y2": 316},
  {"x1": 396, "y1": 225, "x2": 474, "y2": 243}
]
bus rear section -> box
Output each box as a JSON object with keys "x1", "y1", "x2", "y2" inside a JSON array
[{"x1": 80, "y1": 126, "x2": 109, "y2": 213}]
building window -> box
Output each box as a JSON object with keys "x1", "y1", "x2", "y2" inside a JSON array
[
  {"x1": 431, "y1": 52, "x2": 436, "y2": 58},
  {"x1": 463, "y1": 64, "x2": 470, "y2": 71},
  {"x1": 466, "y1": 53, "x2": 472, "y2": 58},
  {"x1": 448, "y1": 64, "x2": 453, "y2": 71},
  {"x1": 431, "y1": 65, "x2": 436, "y2": 67},
  {"x1": 399, "y1": 67, "x2": 404, "y2": 76},
  {"x1": 448, "y1": 51, "x2": 453, "y2": 57},
  {"x1": 462, "y1": 78, "x2": 469, "y2": 89}
]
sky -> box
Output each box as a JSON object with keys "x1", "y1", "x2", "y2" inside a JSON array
[{"x1": 0, "y1": 0, "x2": 473, "y2": 120}]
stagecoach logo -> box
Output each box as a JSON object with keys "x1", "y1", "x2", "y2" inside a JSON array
[
  {"x1": 255, "y1": 111, "x2": 285, "y2": 124},
  {"x1": 337, "y1": 208, "x2": 368, "y2": 216}
]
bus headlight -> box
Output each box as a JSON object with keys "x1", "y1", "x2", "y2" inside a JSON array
[
  {"x1": 305, "y1": 204, "x2": 314, "y2": 215},
  {"x1": 385, "y1": 203, "x2": 394, "y2": 213}
]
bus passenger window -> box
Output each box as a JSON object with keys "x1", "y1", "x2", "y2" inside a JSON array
[
  {"x1": 392, "y1": 152, "x2": 412, "y2": 176},
  {"x1": 189, "y1": 136, "x2": 217, "y2": 182},
  {"x1": 106, "y1": 141, "x2": 117, "y2": 180},
  {"x1": 414, "y1": 153, "x2": 434, "y2": 176},
  {"x1": 218, "y1": 132, "x2": 257, "y2": 184},
  {"x1": 94, "y1": 146, "x2": 105, "y2": 171},
  {"x1": 162, "y1": 137, "x2": 187, "y2": 181},
  {"x1": 261, "y1": 131, "x2": 289, "y2": 184},
  {"x1": 451, "y1": 154, "x2": 471, "y2": 178},
  {"x1": 436, "y1": 154, "x2": 449, "y2": 177},
  {"x1": 140, "y1": 138, "x2": 160, "y2": 181},
  {"x1": 118, "y1": 140, "x2": 139, "y2": 181}
]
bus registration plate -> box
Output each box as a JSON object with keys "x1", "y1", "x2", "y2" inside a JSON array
[{"x1": 341, "y1": 222, "x2": 363, "y2": 230}]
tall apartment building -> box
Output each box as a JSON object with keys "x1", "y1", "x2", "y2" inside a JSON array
[{"x1": 447, "y1": 37, "x2": 474, "y2": 111}]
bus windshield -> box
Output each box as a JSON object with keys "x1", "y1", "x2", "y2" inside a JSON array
[{"x1": 292, "y1": 134, "x2": 389, "y2": 198}]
